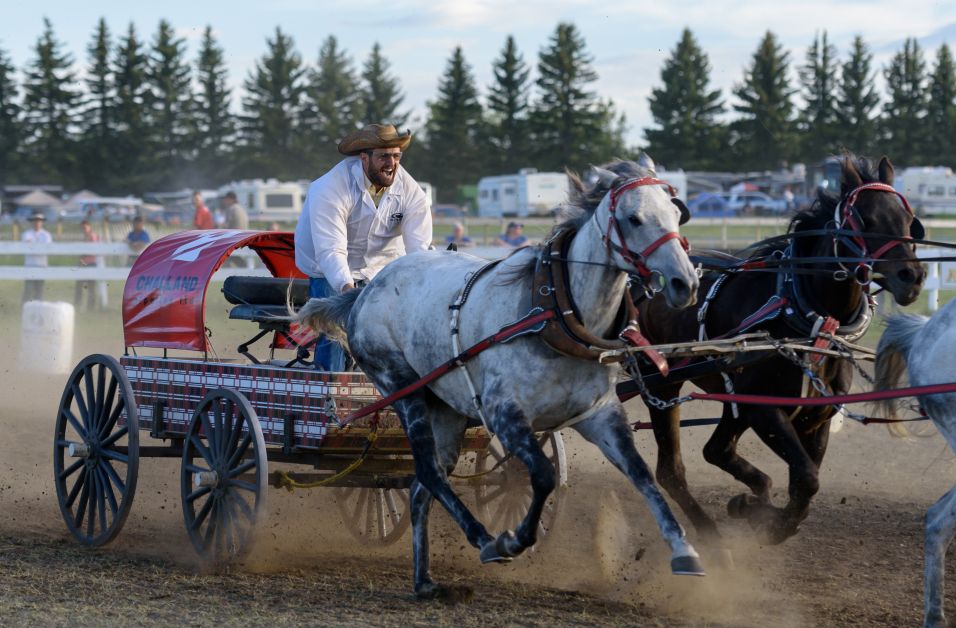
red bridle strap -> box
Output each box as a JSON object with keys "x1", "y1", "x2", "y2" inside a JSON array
[{"x1": 602, "y1": 177, "x2": 687, "y2": 278}]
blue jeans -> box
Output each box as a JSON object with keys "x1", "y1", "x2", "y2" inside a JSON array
[{"x1": 308, "y1": 277, "x2": 346, "y2": 371}]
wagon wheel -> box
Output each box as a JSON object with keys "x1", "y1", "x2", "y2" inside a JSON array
[
  {"x1": 53, "y1": 354, "x2": 139, "y2": 546},
  {"x1": 472, "y1": 431, "x2": 567, "y2": 542},
  {"x1": 181, "y1": 389, "x2": 267, "y2": 565},
  {"x1": 332, "y1": 484, "x2": 411, "y2": 546}
]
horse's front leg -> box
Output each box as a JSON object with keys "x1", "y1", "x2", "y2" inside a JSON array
[
  {"x1": 647, "y1": 383, "x2": 723, "y2": 544},
  {"x1": 574, "y1": 403, "x2": 705, "y2": 576},
  {"x1": 740, "y1": 406, "x2": 820, "y2": 545},
  {"x1": 477, "y1": 401, "x2": 556, "y2": 562}
]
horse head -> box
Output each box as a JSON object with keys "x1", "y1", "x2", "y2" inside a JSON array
[
  {"x1": 587, "y1": 155, "x2": 699, "y2": 309},
  {"x1": 837, "y1": 155, "x2": 925, "y2": 305}
]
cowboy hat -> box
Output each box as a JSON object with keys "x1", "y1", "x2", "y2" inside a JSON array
[
  {"x1": 337, "y1": 123, "x2": 412, "y2": 156},
  {"x1": 29, "y1": 213, "x2": 46, "y2": 221}
]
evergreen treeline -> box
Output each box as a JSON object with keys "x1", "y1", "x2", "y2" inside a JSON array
[{"x1": 1, "y1": 19, "x2": 956, "y2": 202}]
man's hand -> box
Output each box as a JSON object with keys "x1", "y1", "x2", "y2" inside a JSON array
[{"x1": 341, "y1": 283, "x2": 355, "y2": 292}]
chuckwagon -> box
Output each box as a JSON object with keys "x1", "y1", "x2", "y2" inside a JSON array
[{"x1": 52, "y1": 230, "x2": 567, "y2": 563}]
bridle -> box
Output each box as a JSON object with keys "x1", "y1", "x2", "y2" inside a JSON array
[
  {"x1": 598, "y1": 177, "x2": 690, "y2": 279},
  {"x1": 832, "y1": 182, "x2": 922, "y2": 285}
]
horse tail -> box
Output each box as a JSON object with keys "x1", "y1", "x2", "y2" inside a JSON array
[
  {"x1": 296, "y1": 289, "x2": 362, "y2": 349},
  {"x1": 874, "y1": 313, "x2": 928, "y2": 437}
]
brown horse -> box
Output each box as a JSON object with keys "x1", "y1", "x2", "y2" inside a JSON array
[{"x1": 635, "y1": 155, "x2": 925, "y2": 548}]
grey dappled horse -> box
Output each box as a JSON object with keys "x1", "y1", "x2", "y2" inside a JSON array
[
  {"x1": 876, "y1": 304, "x2": 956, "y2": 628},
  {"x1": 299, "y1": 157, "x2": 702, "y2": 597}
]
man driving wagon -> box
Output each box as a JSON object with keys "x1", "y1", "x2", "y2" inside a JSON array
[{"x1": 294, "y1": 123, "x2": 433, "y2": 371}]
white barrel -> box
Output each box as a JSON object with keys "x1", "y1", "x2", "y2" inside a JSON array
[{"x1": 19, "y1": 301, "x2": 75, "y2": 374}]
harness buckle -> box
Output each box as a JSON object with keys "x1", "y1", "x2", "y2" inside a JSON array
[
  {"x1": 538, "y1": 285, "x2": 554, "y2": 297},
  {"x1": 854, "y1": 263, "x2": 872, "y2": 286},
  {"x1": 832, "y1": 269, "x2": 849, "y2": 281}
]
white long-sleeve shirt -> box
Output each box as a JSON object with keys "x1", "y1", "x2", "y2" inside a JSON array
[
  {"x1": 294, "y1": 157, "x2": 432, "y2": 293},
  {"x1": 22, "y1": 227, "x2": 52, "y2": 267}
]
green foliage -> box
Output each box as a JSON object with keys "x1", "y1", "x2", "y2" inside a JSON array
[
  {"x1": 731, "y1": 31, "x2": 795, "y2": 170},
  {"x1": 301, "y1": 36, "x2": 361, "y2": 175},
  {"x1": 77, "y1": 18, "x2": 114, "y2": 191},
  {"x1": 193, "y1": 25, "x2": 234, "y2": 186},
  {"x1": 836, "y1": 35, "x2": 880, "y2": 156},
  {"x1": 111, "y1": 23, "x2": 151, "y2": 192},
  {"x1": 146, "y1": 19, "x2": 193, "y2": 188},
  {"x1": 238, "y1": 27, "x2": 307, "y2": 179},
  {"x1": 882, "y1": 38, "x2": 927, "y2": 165},
  {"x1": 796, "y1": 31, "x2": 840, "y2": 162},
  {"x1": 360, "y1": 43, "x2": 407, "y2": 127},
  {"x1": 926, "y1": 44, "x2": 956, "y2": 167},
  {"x1": 21, "y1": 17, "x2": 79, "y2": 185},
  {"x1": 0, "y1": 44, "x2": 22, "y2": 182},
  {"x1": 420, "y1": 46, "x2": 484, "y2": 202},
  {"x1": 531, "y1": 22, "x2": 622, "y2": 172},
  {"x1": 486, "y1": 35, "x2": 531, "y2": 172},
  {"x1": 644, "y1": 28, "x2": 725, "y2": 170}
]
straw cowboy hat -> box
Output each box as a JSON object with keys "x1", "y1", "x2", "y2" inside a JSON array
[{"x1": 337, "y1": 123, "x2": 412, "y2": 156}]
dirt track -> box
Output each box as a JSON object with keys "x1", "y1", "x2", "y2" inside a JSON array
[{"x1": 2, "y1": 326, "x2": 955, "y2": 626}]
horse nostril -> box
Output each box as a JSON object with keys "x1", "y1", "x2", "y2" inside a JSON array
[
  {"x1": 897, "y1": 267, "x2": 918, "y2": 284},
  {"x1": 670, "y1": 277, "x2": 689, "y2": 297}
]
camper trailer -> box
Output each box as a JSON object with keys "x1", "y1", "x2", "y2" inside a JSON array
[
  {"x1": 894, "y1": 166, "x2": 956, "y2": 215},
  {"x1": 219, "y1": 179, "x2": 304, "y2": 221},
  {"x1": 477, "y1": 169, "x2": 569, "y2": 217}
]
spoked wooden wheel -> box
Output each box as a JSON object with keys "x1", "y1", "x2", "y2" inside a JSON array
[
  {"x1": 53, "y1": 354, "x2": 139, "y2": 546},
  {"x1": 472, "y1": 431, "x2": 567, "y2": 541},
  {"x1": 333, "y1": 485, "x2": 411, "y2": 545},
  {"x1": 181, "y1": 389, "x2": 267, "y2": 565}
]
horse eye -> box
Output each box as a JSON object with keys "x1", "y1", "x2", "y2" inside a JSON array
[{"x1": 627, "y1": 214, "x2": 642, "y2": 226}]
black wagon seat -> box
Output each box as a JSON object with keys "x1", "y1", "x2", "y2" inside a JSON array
[{"x1": 222, "y1": 276, "x2": 313, "y2": 366}]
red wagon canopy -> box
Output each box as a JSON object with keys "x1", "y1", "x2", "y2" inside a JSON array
[{"x1": 123, "y1": 230, "x2": 306, "y2": 351}]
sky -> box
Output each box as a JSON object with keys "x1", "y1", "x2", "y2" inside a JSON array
[{"x1": 3, "y1": 0, "x2": 956, "y2": 148}]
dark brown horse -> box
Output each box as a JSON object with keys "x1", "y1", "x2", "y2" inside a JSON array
[{"x1": 635, "y1": 155, "x2": 925, "y2": 548}]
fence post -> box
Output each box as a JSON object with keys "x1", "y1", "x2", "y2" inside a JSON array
[
  {"x1": 721, "y1": 219, "x2": 728, "y2": 250},
  {"x1": 928, "y1": 260, "x2": 940, "y2": 313}
]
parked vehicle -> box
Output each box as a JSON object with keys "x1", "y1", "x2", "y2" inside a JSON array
[
  {"x1": 477, "y1": 168, "x2": 569, "y2": 217},
  {"x1": 687, "y1": 192, "x2": 733, "y2": 217},
  {"x1": 220, "y1": 179, "x2": 303, "y2": 221},
  {"x1": 724, "y1": 191, "x2": 787, "y2": 215},
  {"x1": 60, "y1": 197, "x2": 144, "y2": 223},
  {"x1": 894, "y1": 166, "x2": 956, "y2": 216}
]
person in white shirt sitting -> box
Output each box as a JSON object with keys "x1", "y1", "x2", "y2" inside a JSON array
[
  {"x1": 22, "y1": 213, "x2": 53, "y2": 305},
  {"x1": 294, "y1": 123, "x2": 433, "y2": 370}
]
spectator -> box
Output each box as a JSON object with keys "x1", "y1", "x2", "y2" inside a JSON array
[
  {"x1": 495, "y1": 221, "x2": 528, "y2": 248},
  {"x1": 74, "y1": 220, "x2": 101, "y2": 311},
  {"x1": 126, "y1": 215, "x2": 151, "y2": 264},
  {"x1": 444, "y1": 221, "x2": 474, "y2": 248},
  {"x1": 222, "y1": 191, "x2": 249, "y2": 230},
  {"x1": 22, "y1": 213, "x2": 52, "y2": 304},
  {"x1": 192, "y1": 191, "x2": 214, "y2": 229},
  {"x1": 783, "y1": 186, "x2": 795, "y2": 211},
  {"x1": 269, "y1": 221, "x2": 282, "y2": 232}
]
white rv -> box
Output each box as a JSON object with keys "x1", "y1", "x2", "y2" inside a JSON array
[
  {"x1": 477, "y1": 168, "x2": 569, "y2": 217},
  {"x1": 657, "y1": 168, "x2": 687, "y2": 201},
  {"x1": 219, "y1": 179, "x2": 304, "y2": 221},
  {"x1": 894, "y1": 167, "x2": 956, "y2": 215}
]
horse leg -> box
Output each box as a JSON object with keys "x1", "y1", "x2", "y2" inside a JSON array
[
  {"x1": 409, "y1": 403, "x2": 473, "y2": 600},
  {"x1": 574, "y1": 404, "x2": 705, "y2": 576},
  {"x1": 740, "y1": 407, "x2": 821, "y2": 545},
  {"x1": 702, "y1": 405, "x2": 773, "y2": 514},
  {"x1": 923, "y1": 482, "x2": 956, "y2": 627},
  {"x1": 648, "y1": 384, "x2": 723, "y2": 545},
  {"x1": 477, "y1": 402, "x2": 556, "y2": 562}
]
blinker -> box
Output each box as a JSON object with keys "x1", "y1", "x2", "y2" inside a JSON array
[{"x1": 672, "y1": 198, "x2": 690, "y2": 225}]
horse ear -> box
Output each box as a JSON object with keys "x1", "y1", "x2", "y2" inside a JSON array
[
  {"x1": 637, "y1": 153, "x2": 657, "y2": 174},
  {"x1": 842, "y1": 158, "x2": 864, "y2": 191},
  {"x1": 878, "y1": 156, "x2": 895, "y2": 185},
  {"x1": 590, "y1": 166, "x2": 618, "y2": 186}
]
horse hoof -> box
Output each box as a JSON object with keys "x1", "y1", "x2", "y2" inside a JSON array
[
  {"x1": 727, "y1": 494, "x2": 753, "y2": 519},
  {"x1": 416, "y1": 583, "x2": 475, "y2": 604},
  {"x1": 479, "y1": 532, "x2": 517, "y2": 564},
  {"x1": 671, "y1": 554, "x2": 706, "y2": 577}
]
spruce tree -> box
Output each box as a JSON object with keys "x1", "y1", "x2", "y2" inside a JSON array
[
  {"x1": 301, "y1": 36, "x2": 360, "y2": 174},
  {"x1": 0, "y1": 44, "x2": 22, "y2": 182},
  {"x1": 731, "y1": 31, "x2": 795, "y2": 170},
  {"x1": 797, "y1": 31, "x2": 840, "y2": 162},
  {"x1": 531, "y1": 22, "x2": 608, "y2": 171},
  {"x1": 360, "y1": 43, "x2": 408, "y2": 126},
  {"x1": 239, "y1": 27, "x2": 307, "y2": 179},
  {"x1": 487, "y1": 35, "x2": 531, "y2": 172},
  {"x1": 421, "y1": 46, "x2": 484, "y2": 201},
  {"x1": 193, "y1": 25, "x2": 234, "y2": 185},
  {"x1": 882, "y1": 37, "x2": 928, "y2": 165},
  {"x1": 147, "y1": 19, "x2": 193, "y2": 188},
  {"x1": 926, "y1": 44, "x2": 956, "y2": 166},
  {"x1": 644, "y1": 28, "x2": 725, "y2": 170},
  {"x1": 78, "y1": 18, "x2": 114, "y2": 190},
  {"x1": 21, "y1": 17, "x2": 79, "y2": 184},
  {"x1": 836, "y1": 36, "x2": 880, "y2": 156},
  {"x1": 113, "y1": 23, "x2": 151, "y2": 191}
]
